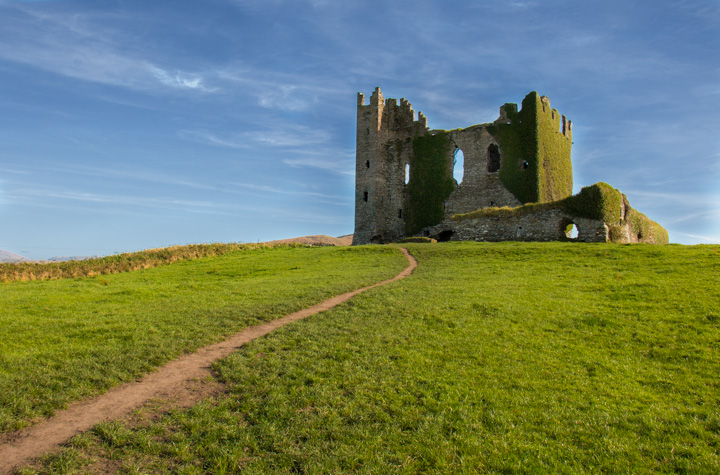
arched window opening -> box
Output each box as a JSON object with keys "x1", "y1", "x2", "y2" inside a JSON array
[
  {"x1": 404, "y1": 163, "x2": 410, "y2": 184},
  {"x1": 562, "y1": 219, "x2": 579, "y2": 240},
  {"x1": 453, "y1": 148, "x2": 464, "y2": 184},
  {"x1": 487, "y1": 144, "x2": 501, "y2": 173},
  {"x1": 366, "y1": 160, "x2": 370, "y2": 168},
  {"x1": 566, "y1": 223, "x2": 579, "y2": 239},
  {"x1": 363, "y1": 191, "x2": 368, "y2": 202}
]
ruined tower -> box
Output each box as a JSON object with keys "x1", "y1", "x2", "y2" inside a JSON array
[
  {"x1": 353, "y1": 88, "x2": 574, "y2": 245},
  {"x1": 352, "y1": 88, "x2": 667, "y2": 245},
  {"x1": 353, "y1": 87, "x2": 427, "y2": 244}
]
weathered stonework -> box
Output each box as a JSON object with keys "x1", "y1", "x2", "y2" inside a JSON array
[
  {"x1": 353, "y1": 88, "x2": 427, "y2": 244},
  {"x1": 352, "y1": 88, "x2": 668, "y2": 245},
  {"x1": 425, "y1": 209, "x2": 608, "y2": 243}
]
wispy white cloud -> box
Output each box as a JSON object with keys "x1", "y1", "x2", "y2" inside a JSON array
[
  {"x1": 179, "y1": 123, "x2": 332, "y2": 149},
  {"x1": 229, "y1": 182, "x2": 351, "y2": 204},
  {"x1": 621, "y1": 190, "x2": 720, "y2": 208},
  {"x1": 3, "y1": 163, "x2": 220, "y2": 191},
  {"x1": 258, "y1": 85, "x2": 315, "y2": 111},
  {"x1": 673, "y1": 232, "x2": 720, "y2": 244},
  {"x1": 179, "y1": 126, "x2": 354, "y2": 175},
  {"x1": 282, "y1": 155, "x2": 354, "y2": 175},
  {"x1": 8, "y1": 187, "x2": 218, "y2": 210},
  {"x1": 215, "y1": 63, "x2": 348, "y2": 111},
  {"x1": 0, "y1": 5, "x2": 216, "y2": 93},
  {"x1": 148, "y1": 66, "x2": 216, "y2": 92}
]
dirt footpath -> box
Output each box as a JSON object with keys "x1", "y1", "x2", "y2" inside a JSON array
[{"x1": 0, "y1": 248, "x2": 417, "y2": 474}]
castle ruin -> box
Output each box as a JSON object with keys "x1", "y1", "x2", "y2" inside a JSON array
[{"x1": 353, "y1": 87, "x2": 667, "y2": 245}]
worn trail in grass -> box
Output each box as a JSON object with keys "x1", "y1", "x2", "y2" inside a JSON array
[
  {"x1": 0, "y1": 245, "x2": 409, "y2": 435},
  {"x1": 0, "y1": 248, "x2": 417, "y2": 473},
  {"x1": 26, "y1": 242, "x2": 719, "y2": 474}
]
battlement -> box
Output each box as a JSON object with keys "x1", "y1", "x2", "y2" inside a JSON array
[
  {"x1": 357, "y1": 87, "x2": 428, "y2": 136},
  {"x1": 496, "y1": 103, "x2": 518, "y2": 124},
  {"x1": 539, "y1": 95, "x2": 573, "y2": 140}
]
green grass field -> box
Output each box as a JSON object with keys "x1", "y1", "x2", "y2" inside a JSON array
[
  {"x1": 0, "y1": 245, "x2": 408, "y2": 434},
  {"x1": 10, "y1": 242, "x2": 720, "y2": 473}
]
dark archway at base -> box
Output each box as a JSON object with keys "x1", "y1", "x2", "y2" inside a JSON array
[{"x1": 437, "y1": 230, "x2": 455, "y2": 242}]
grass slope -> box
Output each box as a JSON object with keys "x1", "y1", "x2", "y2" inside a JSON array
[
  {"x1": 0, "y1": 245, "x2": 408, "y2": 433},
  {"x1": 18, "y1": 243, "x2": 720, "y2": 474}
]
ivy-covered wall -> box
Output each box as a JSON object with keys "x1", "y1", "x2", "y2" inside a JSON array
[
  {"x1": 451, "y1": 182, "x2": 669, "y2": 245},
  {"x1": 488, "y1": 96, "x2": 538, "y2": 203},
  {"x1": 536, "y1": 95, "x2": 574, "y2": 202},
  {"x1": 559, "y1": 182, "x2": 667, "y2": 244},
  {"x1": 488, "y1": 92, "x2": 573, "y2": 204},
  {"x1": 559, "y1": 182, "x2": 623, "y2": 223},
  {"x1": 406, "y1": 131, "x2": 455, "y2": 235}
]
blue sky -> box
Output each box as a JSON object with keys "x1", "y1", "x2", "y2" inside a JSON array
[{"x1": 0, "y1": 0, "x2": 718, "y2": 258}]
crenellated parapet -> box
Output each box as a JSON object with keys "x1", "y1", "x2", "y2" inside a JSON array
[{"x1": 539, "y1": 95, "x2": 573, "y2": 141}]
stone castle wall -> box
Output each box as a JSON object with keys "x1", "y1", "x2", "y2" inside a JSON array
[
  {"x1": 352, "y1": 88, "x2": 667, "y2": 246},
  {"x1": 445, "y1": 125, "x2": 523, "y2": 215},
  {"x1": 353, "y1": 88, "x2": 426, "y2": 244},
  {"x1": 424, "y1": 208, "x2": 609, "y2": 243}
]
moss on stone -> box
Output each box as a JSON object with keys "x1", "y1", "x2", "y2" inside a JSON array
[
  {"x1": 608, "y1": 225, "x2": 625, "y2": 242},
  {"x1": 452, "y1": 202, "x2": 552, "y2": 221},
  {"x1": 452, "y1": 180, "x2": 669, "y2": 245},
  {"x1": 487, "y1": 92, "x2": 573, "y2": 204},
  {"x1": 560, "y1": 182, "x2": 623, "y2": 223},
  {"x1": 397, "y1": 236, "x2": 437, "y2": 243},
  {"x1": 488, "y1": 96, "x2": 538, "y2": 204},
  {"x1": 653, "y1": 223, "x2": 670, "y2": 245},
  {"x1": 626, "y1": 207, "x2": 669, "y2": 245},
  {"x1": 406, "y1": 131, "x2": 455, "y2": 235},
  {"x1": 536, "y1": 96, "x2": 573, "y2": 202}
]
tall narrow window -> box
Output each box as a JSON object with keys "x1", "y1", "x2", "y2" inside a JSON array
[
  {"x1": 453, "y1": 148, "x2": 464, "y2": 184},
  {"x1": 487, "y1": 144, "x2": 501, "y2": 173},
  {"x1": 363, "y1": 191, "x2": 368, "y2": 202},
  {"x1": 404, "y1": 163, "x2": 410, "y2": 184}
]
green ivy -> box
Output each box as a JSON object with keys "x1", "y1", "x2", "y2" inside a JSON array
[
  {"x1": 406, "y1": 131, "x2": 455, "y2": 235},
  {"x1": 560, "y1": 182, "x2": 623, "y2": 223},
  {"x1": 488, "y1": 92, "x2": 573, "y2": 204},
  {"x1": 626, "y1": 207, "x2": 668, "y2": 244},
  {"x1": 536, "y1": 95, "x2": 573, "y2": 202},
  {"x1": 452, "y1": 181, "x2": 668, "y2": 245},
  {"x1": 397, "y1": 236, "x2": 437, "y2": 243},
  {"x1": 488, "y1": 96, "x2": 537, "y2": 203},
  {"x1": 452, "y1": 202, "x2": 552, "y2": 222}
]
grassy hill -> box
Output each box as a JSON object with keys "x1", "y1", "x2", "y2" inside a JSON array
[
  {"x1": 0, "y1": 244, "x2": 408, "y2": 434},
  {"x1": 7, "y1": 242, "x2": 720, "y2": 473}
]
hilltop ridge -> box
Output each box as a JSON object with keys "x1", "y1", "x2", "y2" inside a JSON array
[{"x1": 0, "y1": 250, "x2": 29, "y2": 263}]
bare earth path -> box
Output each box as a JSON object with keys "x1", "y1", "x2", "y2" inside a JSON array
[{"x1": 0, "y1": 247, "x2": 417, "y2": 474}]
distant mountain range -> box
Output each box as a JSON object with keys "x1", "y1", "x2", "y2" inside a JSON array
[
  {"x1": 264, "y1": 235, "x2": 353, "y2": 246},
  {"x1": 46, "y1": 256, "x2": 97, "y2": 262},
  {"x1": 0, "y1": 236, "x2": 352, "y2": 264},
  {"x1": 0, "y1": 251, "x2": 97, "y2": 263},
  {"x1": 0, "y1": 250, "x2": 31, "y2": 263}
]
